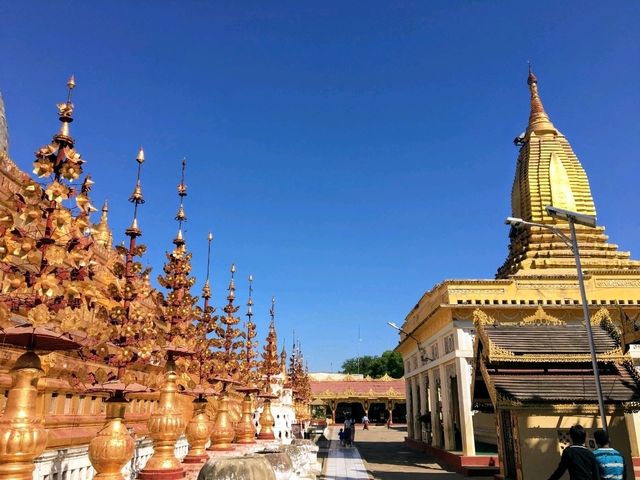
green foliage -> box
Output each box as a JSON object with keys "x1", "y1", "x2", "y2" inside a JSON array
[{"x1": 340, "y1": 350, "x2": 404, "y2": 378}]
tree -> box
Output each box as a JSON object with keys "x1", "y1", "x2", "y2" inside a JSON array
[{"x1": 340, "y1": 350, "x2": 404, "y2": 378}]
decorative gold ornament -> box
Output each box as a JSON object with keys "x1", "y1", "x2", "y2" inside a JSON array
[
  {"x1": 0, "y1": 351, "x2": 47, "y2": 480},
  {"x1": 88, "y1": 395, "x2": 134, "y2": 480},
  {"x1": 234, "y1": 392, "x2": 257, "y2": 444},
  {"x1": 138, "y1": 358, "x2": 186, "y2": 480},
  {"x1": 208, "y1": 393, "x2": 236, "y2": 451},
  {"x1": 182, "y1": 395, "x2": 211, "y2": 464},
  {"x1": 258, "y1": 398, "x2": 276, "y2": 440}
]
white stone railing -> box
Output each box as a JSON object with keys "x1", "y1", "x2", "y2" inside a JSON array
[{"x1": 33, "y1": 435, "x2": 189, "y2": 480}]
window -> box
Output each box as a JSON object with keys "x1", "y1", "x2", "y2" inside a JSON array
[
  {"x1": 430, "y1": 342, "x2": 439, "y2": 360},
  {"x1": 444, "y1": 334, "x2": 455, "y2": 354}
]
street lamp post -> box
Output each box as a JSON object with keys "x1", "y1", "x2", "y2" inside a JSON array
[
  {"x1": 505, "y1": 205, "x2": 608, "y2": 432},
  {"x1": 387, "y1": 322, "x2": 432, "y2": 364}
]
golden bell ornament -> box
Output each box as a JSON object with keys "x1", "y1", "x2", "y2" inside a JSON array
[
  {"x1": 182, "y1": 396, "x2": 211, "y2": 463},
  {"x1": 88, "y1": 395, "x2": 135, "y2": 480},
  {"x1": 0, "y1": 351, "x2": 48, "y2": 480}
]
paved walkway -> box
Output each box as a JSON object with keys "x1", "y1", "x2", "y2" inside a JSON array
[{"x1": 322, "y1": 425, "x2": 491, "y2": 480}]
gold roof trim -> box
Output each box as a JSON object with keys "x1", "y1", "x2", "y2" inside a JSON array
[{"x1": 519, "y1": 306, "x2": 565, "y2": 326}]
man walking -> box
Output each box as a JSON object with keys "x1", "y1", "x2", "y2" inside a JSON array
[
  {"x1": 548, "y1": 424, "x2": 600, "y2": 480},
  {"x1": 593, "y1": 429, "x2": 626, "y2": 480}
]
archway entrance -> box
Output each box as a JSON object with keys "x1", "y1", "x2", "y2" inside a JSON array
[
  {"x1": 335, "y1": 402, "x2": 365, "y2": 424},
  {"x1": 392, "y1": 403, "x2": 407, "y2": 423},
  {"x1": 368, "y1": 402, "x2": 387, "y2": 423}
]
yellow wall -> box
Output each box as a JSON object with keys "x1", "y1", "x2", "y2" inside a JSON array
[{"x1": 517, "y1": 412, "x2": 632, "y2": 479}]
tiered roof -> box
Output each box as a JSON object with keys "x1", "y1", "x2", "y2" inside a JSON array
[{"x1": 471, "y1": 308, "x2": 640, "y2": 411}]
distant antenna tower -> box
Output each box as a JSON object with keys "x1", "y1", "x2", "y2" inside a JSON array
[{"x1": 357, "y1": 325, "x2": 362, "y2": 374}]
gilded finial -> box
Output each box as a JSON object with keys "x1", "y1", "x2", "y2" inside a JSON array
[
  {"x1": 92, "y1": 199, "x2": 112, "y2": 248},
  {"x1": 54, "y1": 75, "x2": 76, "y2": 145},
  {"x1": 247, "y1": 275, "x2": 254, "y2": 319},
  {"x1": 67, "y1": 75, "x2": 76, "y2": 94},
  {"x1": 527, "y1": 61, "x2": 536, "y2": 85},
  {"x1": 173, "y1": 159, "x2": 188, "y2": 247},
  {"x1": 227, "y1": 264, "x2": 236, "y2": 301},
  {"x1": 178, "y1": 158, "x2": 187, "y2": 197},
  {"x1": 269, "y1": 296, "x2": 276, "y2": 325},
  {"x1": 202, "y1": 232, "x2": 213, "y2": 302},
  {"x1": 174, "y1": 228, "x2": 184, "y2": 246},
  {"x1": 525, "y1": 64, "x2": 557, "y2": 137},
  {"x1": 126, "y1": 148, "x2": 145, "y2": 238}
]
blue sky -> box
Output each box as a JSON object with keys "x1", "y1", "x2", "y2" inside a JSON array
[{"x1": 1, "y1": 1, "x2": 639, "y2": 372}]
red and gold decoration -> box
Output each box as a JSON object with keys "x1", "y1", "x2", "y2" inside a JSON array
[
  {"x1": 0, "y1": 80, "x2": 315, "y2": 480},
  {"x1": 234, "y1": 275, "x2": 260, "y2": 444},
  {"x1": 84, "y1": 147, "x2": 155, "y2": 480},
  {"x1": 139, "y1": 159, "x2": 199, "y2": 480},
  {"x1": 288, "y1": 342, "x2": 312, "y2": 421},
  {"x1": 258, "y1": 297, "x2": 280, "y2": 440},
  {"x1": 182, "y1": 232, "x2": 217, "y2": 464},
  {"x1": 207, "y1": 264, "x2": 244, "y2": 450},
  {"x1": 0, "y1": 77, "x2": 105, "y2": 480}
]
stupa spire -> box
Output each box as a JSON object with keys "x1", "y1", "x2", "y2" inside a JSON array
[
  {"x1": 156, "y1": 158, "x2": 199, "y2": 357},
  {"x1": 526, "y1": 64, "x2": 557, "y2": 137},
  {"x1": 53, "y1": 75, "x2": 76, "y2": 146},
  {"x1": 241, "y1": 274, "x2": 259, "y2": 386},
  {"x1": 92, "y1": 199, "x2": 113, "y2": 248},
  {"x1": 260, "y1": 296, "x2": 281, "y2": 390},
  {"x1": 202, "y1": 232, "x2": 213, "y2": 308},
  {"x1": 126, "y1": 147, "x2": 145, "y2": 237},
  {"x1": 174, "y1": 158, "x2": 187, "y2": 247},
  {"x1": 0, "y1": 91, "x2": 8, "y2": 154},
  {"x1": 498, "y1": 68, "x2": 640, "y2": 277}
]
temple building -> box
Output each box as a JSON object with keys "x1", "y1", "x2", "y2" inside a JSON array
[
  {"x1": 309, "y1": 373, "x2": 406, "y2": 424},
  {"x1": 395, "y1": 69, "x2": 640, "y2": 477}
]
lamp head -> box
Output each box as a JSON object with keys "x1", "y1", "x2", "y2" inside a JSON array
[
  {"x1": 387, "y1": 322, "x2": 400, "y2": 330},
  {"x1": 545, "y1": 206, "x2": 597, "y2": 228},
  {"x1": 505, "y1": 217, "x2": 525, "y2": 227}
]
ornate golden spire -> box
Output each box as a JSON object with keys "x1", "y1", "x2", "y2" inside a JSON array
[
  {"x1": 126, "y1": 147, "x2": 145, "y2": 238},
  {"x1": 525, "y1": 65, "x2": 557, "y2": 137},
  {"x1": 92, "y1": 200, "x2": 112, "y2": 248},
  {"x1": 260, "y1": 296, "x2": 280, "y2": 389},
  {"x1": 53, "y1": 75, "x2": 76, "y2": 146},
  {"x1": 174, "y1": 158, "x2": 187, "y2": 247},
  {"x1": 0, "y1": 91, "x2": 8, "y2": 154},
  {"x1": 247, "y1": 274, "x2": 254, "y2": 319},
  {"x1": 202, "y1": 232, "x2": 213, "y2": 306},
  {"x1": 157, "y1": 158, "x2": 199, "y2": 356},
  {"x1": 241, "y1": 274, "x2": 259, "y2": 386},
  {"x1": 280, "y1": 341, "x2": 287, "y2": 375}
]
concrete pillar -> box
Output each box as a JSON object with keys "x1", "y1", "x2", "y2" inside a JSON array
[
  {"x1": 455, "y1": 356, "x2": 476, "y2": 455},
  {"x1": 412, "y1": 377, "x2": 420, "y2": 440},
  {"x1": 439, "y1": 364, "x2": 453, "y2": 450},
  {"x1": 428, "y1": 368, "x2": 441, "y2": 447},
  {"x1": 405, "y1": 375, "x2": 413, "y2": 438},
  {"x1": 418, "y1": 373, "x2": 428, "y2": 442}
]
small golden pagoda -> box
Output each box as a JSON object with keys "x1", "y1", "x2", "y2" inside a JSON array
[{"x1": 395, "y1": 68, "x2": 640, "y2": 478}]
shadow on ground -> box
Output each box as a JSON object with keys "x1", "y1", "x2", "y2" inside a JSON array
[{"x1": 356, "y1": 426, "x2": 488, "y2": 480}]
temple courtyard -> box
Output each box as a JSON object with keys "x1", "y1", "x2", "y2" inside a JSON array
[{"x1": 320, "y1": 426, "x2": 493, "y2": 480}]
